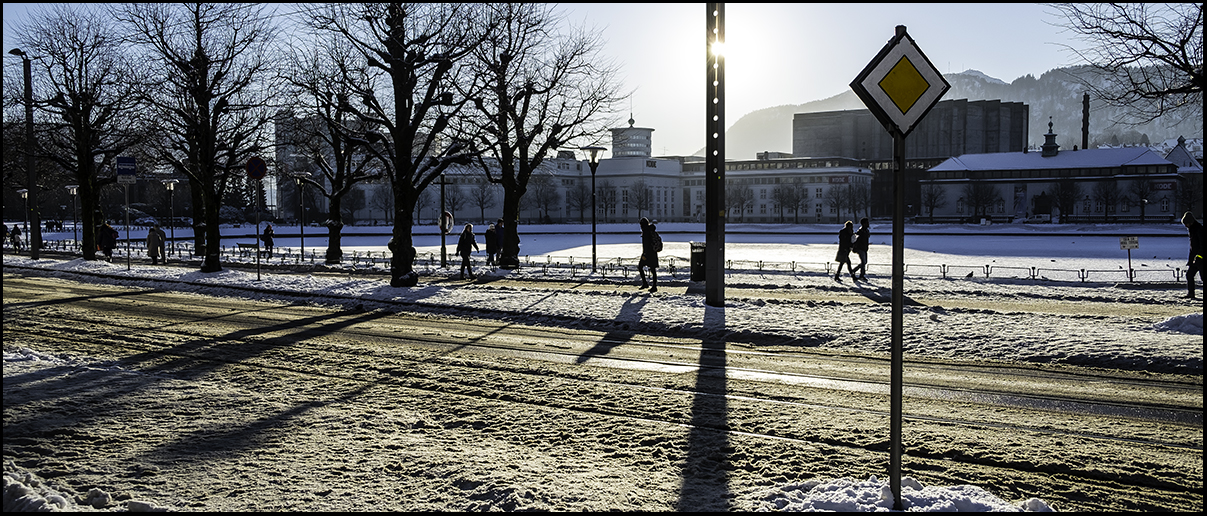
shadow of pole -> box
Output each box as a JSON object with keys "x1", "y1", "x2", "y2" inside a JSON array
[{"x1": 676, "y1": 304, "x2": 731, "y2": 511}]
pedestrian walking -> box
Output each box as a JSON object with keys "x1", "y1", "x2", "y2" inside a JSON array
[
  {"x1": 10, "y1": 224, "x2": 23, "y2": 252},
  {"x1": 851, "y1": 217, "x2": 870, "y2": 280},
  {"x1": 638, "y1": 217, "x2": 662, "y2": 293},
  {"x1": 97, "y1": 221, "x2": 118, "y2": 262},
  {"x1": 834, "y1": 220, "x2": 856, "y2": 281},
  {"x1": 484, "y1": 222, "x2": 498, "y2": 266},
  {"x1": 261, "y1": 223, "x2": 275, "y2": 258},
  {"x1": 1182, "y1": 211, "x2": 1203, "y2": 300},
  {"x1": 146, "y1": 224, "x2": 166, "y2": 265},
  {"x1": 455, "y1": 223, "x2": 479, "y2": 280}
]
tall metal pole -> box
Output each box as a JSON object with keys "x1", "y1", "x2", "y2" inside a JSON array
[
  {"x1": 297, "y1": 178, "x2": 305, "y2": 262},
  {"x1": 591, "y1": 166, "x2": 597, "y2": 272},
  {"x1": 705, "y1": 3, "x2": 726, "y2": 307},
  {"x1": 890, "y1": 128, "x2": 906, "y2": 510},
  {"x1": 124, "y1": 184, "x2": 131, "y2": 270},
  {"x1": 440, "y1": 174, "x2": 447, "y2": 268},
  {"x1": 70, "y1": 187, "x2": 78, "y2": 247},
  {"x1": 13, "y1": 49, "x2": 41, "y2": 259}
]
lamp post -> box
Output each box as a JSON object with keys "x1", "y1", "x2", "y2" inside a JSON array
[
  {"x1": 439, "y1": 173, "x2": 448, "y2": 268},
  {"x1": 17, "y1": 189, "x2": 29, "y2": 250},
  {"x1": 293, "y1": 174, "x2": 306, "y2": 262},
  {"x1": 162, "y1": 179, "x2": 178, "y2": 256},
  {"x1": 11, "y1": 48, "x2": 40, "y2": 259},
  {"x1": 580, "y1": 146, "x2": 606, "y2": 272},
  {"x1": 66, "y1": 185, "x2": 78, "y2": 248}
]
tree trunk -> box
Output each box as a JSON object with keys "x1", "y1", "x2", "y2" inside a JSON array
[
  {"x1": 499, "y1": 188, "x2": 521, "y2": 269},
  {"x1": 200, "y1": 193, "x2": 223, "y2": 273},
  {"x1": 325, "y1": 197, "x2": 343, "y2": 264},
  {"x1": 190, "y1": 180, "x2": 206, "y2": 256}
]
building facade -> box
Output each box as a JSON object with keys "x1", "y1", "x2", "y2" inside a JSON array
[{"x1": 920, "y1": 123, "x2": 1201, "y2": 223}]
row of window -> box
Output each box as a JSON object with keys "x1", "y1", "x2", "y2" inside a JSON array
[{"x1": 932, "y1": 165, "x2": 1174, "y2": 180}]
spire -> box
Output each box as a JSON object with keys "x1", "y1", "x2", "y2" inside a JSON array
[{"x1": 1041, "y1": 116, "x2": 1060, "y2": 157}]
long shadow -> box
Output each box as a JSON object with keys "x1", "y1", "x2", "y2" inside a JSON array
[
  {"x1": 575, "y1": 295, "x2": 648, "y2": 364},
  {"x1": 850, "y1": 279, "x2": 924, "y2": 305},
  {"x1": 676, "y1": 304, "x2": 731, "y2": 511},
  {"x1": 2, "y1": 287, "x2": 162, "y2": 310}
]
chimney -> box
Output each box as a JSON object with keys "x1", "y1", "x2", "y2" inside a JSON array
[{"x1": 1082, "y1": 93, "x2": 1089, "y2": 150}]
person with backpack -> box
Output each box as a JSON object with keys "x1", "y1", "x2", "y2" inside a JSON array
[
  {"x1": 1183, "y1": 211, "x2": 1203, "y2": 300},
  {"x1": 638, "y1": 217, "x2": 662, "y2": 293},
  {"x1": 851, "y1": 217, "x2": 871, "y2": 281},
  {"x1": 455, "y1": 223, "x2": 479, "y2": 280},
  {"x1": 8, "y1": 224, "x2": 20, "y2": 252},
  {"x1": 261, "y1": 223, "x2": 275, "y2": 258}
]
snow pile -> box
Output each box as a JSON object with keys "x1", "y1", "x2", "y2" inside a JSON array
[
  {"x1": 1153, "y1": 312, "x2": 1203, "y2": 334},
  {"x1": 755, "y1": 475, "x2": 1053, "y2": 512},
  {"x1": 3, "y1": 461, "x2": 168, "y2": 512}
]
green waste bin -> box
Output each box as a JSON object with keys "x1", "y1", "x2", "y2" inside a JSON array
[{"x1": 690, "y1": 241, "x2": 706, "y2": 282}]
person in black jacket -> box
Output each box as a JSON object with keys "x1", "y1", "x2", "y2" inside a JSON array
[
  {"x1": 97, "y1": 221, "x2": 118, "y2": 262},
  {"x1": 834, "y1": 220, "x2": 856, "y2": 281},
  {"x1": 484, "y1": 223, "x2": 498, "y2": 266},
  {"x1": 455, "y1": 223, "x2": 479, "y2": 280},
  {"x1": 851, "y1": 217, "x2": 870, "y2": 281},
  {"x1": 1183, "y1": 211, "x2": 1203, "y2": 299},
  {"x1": 638, "y1": 217, "x2": 660, "y2": 293}
]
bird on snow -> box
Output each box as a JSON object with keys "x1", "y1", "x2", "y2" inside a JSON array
[{"x1": 965, "y1": 271, "x2": 974, "y2": 278}]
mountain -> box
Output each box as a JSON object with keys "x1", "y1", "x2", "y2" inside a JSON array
[{"x1": 702, "y1": 67, "x2": 1204, "y2": 159}]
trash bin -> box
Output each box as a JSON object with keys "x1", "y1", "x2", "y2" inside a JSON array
[{"x1": 690, "y1": 241, "x2": 706, "y2": 282}]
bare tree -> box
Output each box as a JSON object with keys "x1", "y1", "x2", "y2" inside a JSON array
[
  {"x1": 1125, "y1": 173, "x2": 1156, "y2": 222},
  {"x1": 527, "y1": 172, "x2": 561, "y2": 223},
  {"x1": 115, "y1": 3, "x2": 280, "y2": 272},
  {"x1": 727, "y1": 183, "x2": 754, "y2": 223},
  {"x1": 961, "y1": 182, "x2": 1002, "y2": 222},
  {"x1": 1051, "y1": 179, "x2": 1083, "y2": 222},
  {"x1": 470, "y1": 178, "x2": 498, "y2": 223},
  {"x1": 281, "y1": 30, "x2": 386, "y2": 264},
  {"x1": 306, "y1": 4, "x2": 488, "y2": 285},
  {"x1": 771, "y1": 183, "x2": 799, "y2": 223},
  {"x1": 564, "y1": 180, "x2": 590, "y2": 223},
  {"x1": 1177, "y1": 175, "x2": 1203, "y2": 216},
  {"x1": 630, "y1": 178, "x2": 653, "y2": 220},
  {"x1": 597, "y1": 179, "x2": 618, "y2": 222},
  {"x1": 444, "y1": 183, "x2": 468, "y2": 220},
  {"x1": 11, "y1": 4, "x2": 150, "y2": 260},
  {"x1": 367, "y1": 181, "x2": 394, "y2": 224},
  {"x1": 1048, "y1": 3, "x2": 1204, "y2": 125},
  {"x1": 823, "y1": 187, "x2": 846, "y2": 222},
  {"x1": 462, "y1": 3, "x2": 624, "y2": 267},
  {"x1": 1091, "y1": 180, "x2": 1122, "y2": 222},
  {"x1": 920, "y1": 184, "x2": 947, "y2": 223}
]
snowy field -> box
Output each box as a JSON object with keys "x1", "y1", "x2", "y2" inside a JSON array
[{"x1": 4, "y1": 221, "x2": 1202, "y2": 512}]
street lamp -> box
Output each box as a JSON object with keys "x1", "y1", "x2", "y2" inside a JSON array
[
  {"x1": 66, "y1": 185, "x2": 78, "y2": 247},
  {"x1": 439, "y1": 173, "x2": 449, "y2": 268},
  {"x1": 293, "y1": 174, "x2": 306, "y2": 262},
  {"x1": 17, "y1": 189, "x2": 29, "y2": 250},
  {"x1": 580, "y1": 146, "x2": 606, "y2": 272},
  {"x1": 11, "y1": 48, "x2": 40, "y2": 259},
  {"x1": 162, "y1": 179, "x2": 178, "y2": 256}
]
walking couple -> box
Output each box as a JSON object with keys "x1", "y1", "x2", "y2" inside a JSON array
[{"x1": 834, "y1": 218, "x2": 870, "y2": 281}]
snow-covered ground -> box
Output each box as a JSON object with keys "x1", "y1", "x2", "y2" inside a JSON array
[{"x1": 4, "y1": 221, "x2": 1201, "y2": 511}]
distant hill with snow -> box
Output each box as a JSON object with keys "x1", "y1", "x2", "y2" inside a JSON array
[{"x1": 704, "y1": 66, "x2": 1204, "y2": 160}]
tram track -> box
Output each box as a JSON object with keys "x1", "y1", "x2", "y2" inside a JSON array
[{"x1": 4, "y1": 273, "x2": 1203, "y2": 511}]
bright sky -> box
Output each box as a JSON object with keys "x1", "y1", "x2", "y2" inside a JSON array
[{"x1": 5, "y1": 3, "x2": 1084, "y2": 157}]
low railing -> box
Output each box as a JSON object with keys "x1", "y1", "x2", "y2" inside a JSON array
[{"x1": 17, "y1": 238, "x2": 1192, "y2": 285}]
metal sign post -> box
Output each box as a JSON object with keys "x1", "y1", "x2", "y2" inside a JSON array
[
  {"x1": 850, "y1": 25, "x2": 948, "y2": 510},
  {"x1": 248, "y1": 157, "x2": 266, "y2": 281},
  {"x1": 1120, "y1": 236, "x2": 1139, "y2": 281}
]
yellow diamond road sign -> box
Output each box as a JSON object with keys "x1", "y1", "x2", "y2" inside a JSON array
[{"x1": 851, "y1": 28, "x2": 949, "y2": 137}]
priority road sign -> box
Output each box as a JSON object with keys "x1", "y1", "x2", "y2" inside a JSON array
[{"x1": 850, "y1": 27, "x2": 949, "y2": 138}]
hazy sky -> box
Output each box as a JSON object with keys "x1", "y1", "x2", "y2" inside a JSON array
[{"x1": 4, "y1": 3, "x2": 1086, "y2": 157}]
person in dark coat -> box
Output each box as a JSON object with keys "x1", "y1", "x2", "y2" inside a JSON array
[
  {"x1": 851, "y1": 217, "x2": 870, "y2": 281},
  {"x1": 97, "y1": 221, "x2": 118, "y2": 262},
  {"x1": 261, "y1": 223, "x2": 275, "y2": 258},
  {"x1": 146, "y1": 224, "x2": 166, "y2": 265},
  {"x1": 484, "y1": 223, "x2": 498, "y2": 266},
  {"x1": 638, "y1": 217, "x2": 660, "y2": 293},
  {"x1": 834, "y1": 220, "x2": 856, "y2": 281},
  {"x1": 455, "y1": 223, "x2": 479, "y2": 280},
  {"x1": 8, "y1": 224, "x2": 21, "y2": 252},
  {"x1": 1183, "y1": 211, "x2": 1203, "y2": 299}
]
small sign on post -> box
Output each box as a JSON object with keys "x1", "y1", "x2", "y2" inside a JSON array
[
  {"x1": 1121, "y1": 236, "x2": 1138, "y2": 281},
  {"x1": 116, "y1": 156, "x2": 137, "y2": 185}
]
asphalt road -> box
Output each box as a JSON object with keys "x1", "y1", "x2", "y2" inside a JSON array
[{"x1": 3, "y1": 272, "x2": 1202, "y2": 511}]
